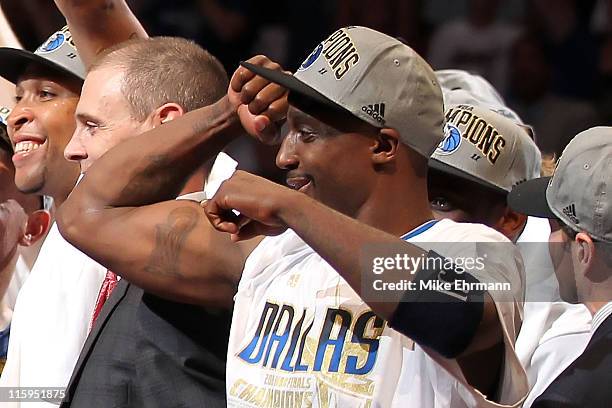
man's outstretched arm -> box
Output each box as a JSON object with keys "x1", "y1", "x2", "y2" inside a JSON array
[
  {"x1": 57, "y1": 57, "x2": 288, "y2": 306},
  {"x1": 205, "y1": 171, "x2": 505, "y2": 359},
  {"x1": 58, "y1": 97, "x2": 245, "y2": 306},
  {"x1": 54, "y1": 0, "x2": 148, "y2": 67}
]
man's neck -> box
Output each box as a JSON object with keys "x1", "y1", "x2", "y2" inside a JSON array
[
  {"x1": 51, "y1": 174, "x2": 83, "y2": 208},
  {"x1": 355, "y1": 176, "x2": 434, "y2": 237},
  {"x1": 51, "y1": 194, "x2": 66, "y2": 209},
  {"x1": 585, "y1": 300, "x2": 612, "y2": 316}
]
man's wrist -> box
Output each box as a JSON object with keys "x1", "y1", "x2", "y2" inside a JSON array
[
  {"x1": 192, "y1": 95, "x2": 241, "y2": 139},
  {"x1": 276, "y1": 189, "x2": 313, "y2": 231}
]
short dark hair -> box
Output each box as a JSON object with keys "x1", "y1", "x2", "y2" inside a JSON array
[
  {"x1": 560, "y1": 222, "x2": 579, "y2": 240},
  {"x1": 89, "y1": 37, "x2": 229, "y2": 119}
]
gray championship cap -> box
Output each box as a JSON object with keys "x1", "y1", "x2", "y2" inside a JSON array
[
  {"x1": 430, "y1": 104, "x2": 541, "y2": 194},
  {"x1": 241, "y1": 26, "x2": 445, "y2": 157},
  {"x1": 0, "y1": 25, "x2": 85, "y2": 84},
  {"x1": 509, "y1": 127, "x2": 612, "y2": 242}
]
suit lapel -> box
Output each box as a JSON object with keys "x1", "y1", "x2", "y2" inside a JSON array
[{"x1": 61, "y1": 279, "x2": 130, "y2": 407}]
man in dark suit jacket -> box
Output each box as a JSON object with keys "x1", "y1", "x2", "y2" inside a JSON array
[
  {"x1": 509, "y1": 126, "x2": 612, "y2": 407},
  {"x1": 62, "y1": 280, "x2": 230, "y2": 407}
]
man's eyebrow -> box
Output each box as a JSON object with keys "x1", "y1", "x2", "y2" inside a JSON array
[
  {"x1": 288, "y1": 107, "x2": 314, "y2": 124},
  {"x1": 75, "y1": 112, "x2": 102, "y2": 124}
]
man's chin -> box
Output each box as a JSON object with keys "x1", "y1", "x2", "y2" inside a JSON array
[{"x1": 15, "y1": 172, "x2": 46, "y2": 196}]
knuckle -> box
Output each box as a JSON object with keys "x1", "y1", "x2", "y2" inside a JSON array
[
  {"x1": 266, "y1": 61, "x2": 281, "y2": 71},
  {"x1": 250, "y1": 95, "x2": 266, "y2": 112},
  {"x1": 249, "y1": 54, "x2": 267, "y2": 63},
  {"x1": 241, "y1": 83, "x2": 256, "y2": 98}
]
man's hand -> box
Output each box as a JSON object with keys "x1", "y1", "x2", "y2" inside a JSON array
[
  {"x1": 228, "y1": 55, "x2": 289, "y2": 144},
  {"x1": 203, "y1": 171, "x2": 296, "y2": 241}
]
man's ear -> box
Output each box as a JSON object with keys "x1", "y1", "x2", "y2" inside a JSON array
[
  {"x1": 152, "y1": 103, "x2": 184, "y2": 127},
  {"x1": 494, "y1": 207, "x2": 527, "y2": 241},
  {"x1": 371, "y1": 128, "x2": 400, "y2": 165},
  {"x1": 576, "y1": 232, "x2": 599, "y2": 281},
  {"x1": 18, "y1": 210, "x2": 51, "y2": 247}
]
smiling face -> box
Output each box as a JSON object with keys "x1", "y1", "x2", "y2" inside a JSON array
[
  {"x1": 65, "y1": 66, "x2": 149, "y2": 173},
  {"x1": 276, "y1": 104, "x2": 380, "y2": 217},
  {"x1": 7, "y1": 68, "x2": 81, "y2": 199}
]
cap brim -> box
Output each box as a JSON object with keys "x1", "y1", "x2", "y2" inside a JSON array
[
  {"x1": 0, "y1": 48, "x2": 83, "y2": 84},
  {"x1": 429, "y1": 158, "x2": 509, "y2": 195},
  {"x1": 240, "y1": 61, "x2": 353, "y2": 115},
  {"x1": 507, "y1": 177, "x2": 556, "y2": 218}
]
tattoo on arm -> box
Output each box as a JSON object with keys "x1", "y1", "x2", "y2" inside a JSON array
[
  {"x1": 144, "y1": 206, "x2": 199, "y2": 277},
  {"x1": 117, "y1": 154, "x2": 184, "y2": 204}
]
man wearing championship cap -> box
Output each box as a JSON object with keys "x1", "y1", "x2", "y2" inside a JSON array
[
  {"x1": 429, "y1": 103, "x2": 540, "y2": 230},
  {"x1": 428, "y1": 100, "x2": 593, "y2": 407},
  {"x1": 59, "y1": 26, "x2": 528, "y2": 407},
  {"x1": 509, "y1": 127, "x2": 612, "y2": 407}
]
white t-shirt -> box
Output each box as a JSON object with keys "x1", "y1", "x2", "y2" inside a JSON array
[
  {"x1": 0, "y1": 222, "x2": 106, "y2": 407},
  {"x1": 227, "y1": 218, "x2": 528, "y2": 407},
  {"x1": 0, "y1": 243, "x2": 41, "y2": 331},
  {"x1": 514, "y1": 217, "x2": 592, "y2": 408}
]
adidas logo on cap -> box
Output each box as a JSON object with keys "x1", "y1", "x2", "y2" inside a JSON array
[
  {"x1": 562, "y1": 203, "x2": 579, "y2": 224},
  {"x1": 362, "y1": 103, "x2": 386, "y2": 125}
]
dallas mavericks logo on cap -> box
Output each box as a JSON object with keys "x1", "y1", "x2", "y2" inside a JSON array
[
  {"x1": 436, "y1": 123, "x2": 462, "y2": 155},
  {"x1": 37, "y1": 32, "x2": 66, "y2": 54},
  {"x1": 299, "y1": 43, "x2": 323, "y2": 71}
]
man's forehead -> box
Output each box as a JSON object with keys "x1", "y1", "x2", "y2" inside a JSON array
[
  {"x1": 82, "y1": 66, "x2": 124, "y2": 92},
  {"x1": 16, "y1": 65, "x2": 82, "y2": 91},
  {"x1": 18, "y1": 65, "x2": 64, "y2": 83},
  {"x1": 429, "y1": 169, "x2": 489, "y2": 194},
  {"x1": 287, "y1": 105, "x2": 315, "y2": 122},
  {"x1": 287, "y1": 102, "x2": 377, "y2": 135}
]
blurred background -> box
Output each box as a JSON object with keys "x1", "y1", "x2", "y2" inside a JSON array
[{"x1": 1, "y1": 0, "x2": 610, "y2": 176}]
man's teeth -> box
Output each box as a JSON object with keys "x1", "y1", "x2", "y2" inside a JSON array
[{"x1": 15, "y1": 141, "x2": 41, "y2": 154}]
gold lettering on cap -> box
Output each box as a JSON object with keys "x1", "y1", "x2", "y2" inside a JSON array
[
  {"x1": 445, "y1": 106, "x2": 507, "y2": 165},
  {"x1": 322, "y1": 29, "x2": 360, "y2": 80}
]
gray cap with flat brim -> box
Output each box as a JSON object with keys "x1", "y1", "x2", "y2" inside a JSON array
[
  {"x1": 430, "y1": 104, "x2": 541, "y2": 194},
  {"x1": 241, "y1": 26, "x2": 445, "y2": 157},
  {"x1": 509, "y1": 127, "x2": 612, "y2": 243},
  {"x1": 0, "y1": 25, "x2": 85, "y2": 84}
]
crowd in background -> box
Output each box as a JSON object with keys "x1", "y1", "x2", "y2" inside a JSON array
[{"x1": 3, "y1": 0, "x2": 612, "y2": 161}]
